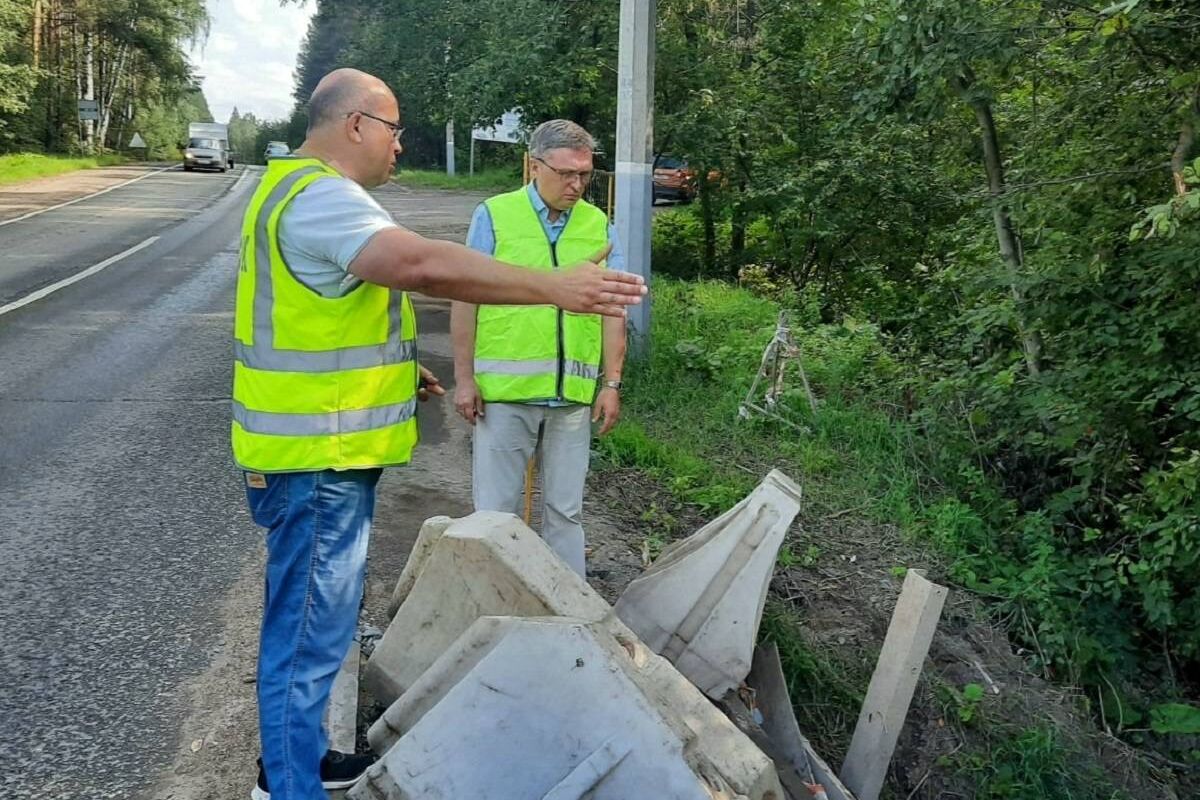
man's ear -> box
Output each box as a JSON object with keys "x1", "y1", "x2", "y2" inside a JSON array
[{"x1": 346, "y1": 113, "x2": 364, "y2": 144}]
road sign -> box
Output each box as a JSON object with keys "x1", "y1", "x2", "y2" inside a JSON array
[
  {"x1": 472, "y1": 110, "x2": 523, "y2": 144},
  {"x1": 77, "y1": 99, "x2": 99, "y2": 121},
  {"x1": 128, "y1": 132, "x2": 146, "y2": 149}
]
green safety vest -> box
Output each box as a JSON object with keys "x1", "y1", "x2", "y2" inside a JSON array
[
  {"x1": 474, "y1": 187, "x2": 608, "y2": 404},
  {"x1": 231, "y1": 157, "x2": 419, "y2": 472}
]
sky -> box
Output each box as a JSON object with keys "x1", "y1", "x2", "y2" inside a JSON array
[{"x1": 190, "y1": 0, "x2": 315, "y2": 124}]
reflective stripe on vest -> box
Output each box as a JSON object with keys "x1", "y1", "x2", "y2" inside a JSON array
[
  {"x1": 231, "y1": 157, "x2": 419, "y2": 472},
  {"x1": 233, "y1": 339, "x2": 417, "y2": 373},
  {"x1": 473, "y1": 187, "x2": 607, "y2": 404},
  {"x1": 232, "y1": 398, "x2": 417, "y2": 436},
  {"x1": 474, "y1": 357, "x2": 600, "y2": 380}
]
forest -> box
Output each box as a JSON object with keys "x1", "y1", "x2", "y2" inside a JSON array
[{"x1": 0, "y1": 0, "x2": 215, "y2": 158}]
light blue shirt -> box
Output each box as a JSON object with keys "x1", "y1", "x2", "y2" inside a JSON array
[
  {"x1": 278, "y1": 175, "x2": 400, "y2": 298},
  {"x1": 465, "y1": 182, "x2": 623, "y2": 406},
  {"x1": 465, "y1": 181, "x2": 626, "y2": 271}
]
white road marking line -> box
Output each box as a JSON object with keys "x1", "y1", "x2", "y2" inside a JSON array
[
  {"x1": 227, "y1": 165, "x2": 253, "y2": 195},
  {"x1": 0, "y1": 165, "x2": 178, "y2": 228},
  {"x1": 0, "y1": 236, "x2": 160, "y2": 318}
]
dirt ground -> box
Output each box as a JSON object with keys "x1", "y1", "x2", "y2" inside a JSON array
[{"x1": 150, "y1": 182, "x2": 1181, "y2": 800}]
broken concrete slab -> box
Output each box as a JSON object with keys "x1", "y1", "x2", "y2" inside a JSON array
[
  {"x1": 615, "y1": 469, "x2": 803, "y2": 698},
  {"x1": 356, "y1": 616, "x2": 784, "y2": 800},
  {"x1": 362, "y1": 511, "x2": 615, "y2": 707}
]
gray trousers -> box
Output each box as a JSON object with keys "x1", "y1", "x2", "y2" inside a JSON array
[{"x1": 472, "y1": 403, "x2": 591, "y2": 575}]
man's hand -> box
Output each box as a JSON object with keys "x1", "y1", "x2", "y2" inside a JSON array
[
  {"x1": 592, "y1": 387, "x2": 621, "y2": 435},
  {"x1": 454, "y1": 376, "x2": 485, "y2": 424},
  {"x1": 418, "y1": 366, "x2": 446, "y2": 402},
  {"x1": 553, "y1": 244, "x2": 647, "y2": 318}
]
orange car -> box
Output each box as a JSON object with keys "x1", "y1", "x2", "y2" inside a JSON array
[{"x1": 653, "y1": 155, "x2": 697, "y2": 203}]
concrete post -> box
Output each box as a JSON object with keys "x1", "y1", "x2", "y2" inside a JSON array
[
  {"x1": 446, "y1": 120, "x2": 456, "y2": 176},
  {"x1": 615, "y1": 0, "x2": 655, "y2": 350}
]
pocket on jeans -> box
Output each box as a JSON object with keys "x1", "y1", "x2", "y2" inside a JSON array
[{"x1": 245, "y1": 472, "x2": 286, "y2": 529}]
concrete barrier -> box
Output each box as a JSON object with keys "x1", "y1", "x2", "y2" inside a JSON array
[
  {"x1": 363, "y1": 511, "x2": 615, "y2": 706},
  {"x1": 385, "y1": 515, "x2": 453, "y2": 618},
  {"x1": 615, "y1": 469, "x2": 803, "y2": 698},
  {"x1": 354, "y1": 616, "x2": 784, "y2": 800}
]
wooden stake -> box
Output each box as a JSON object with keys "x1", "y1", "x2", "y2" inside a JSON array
[
  {"x1": 523, "y1": 457, "x2": 535, "y2": 525},
  {"x1": 840, "y1": 570, "x2": 947, "y2": 800}
]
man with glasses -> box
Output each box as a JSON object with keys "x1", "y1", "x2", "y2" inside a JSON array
[
  {"x1": 236, "y1": 74, "x2": 644, "y2": 800},
  {"x1": 451, "y1": 119, "x2": 627, "y2": 577}
]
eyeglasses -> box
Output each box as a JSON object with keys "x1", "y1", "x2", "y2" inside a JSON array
[
  {"x1": 533, "y1": 156, "x2": 593, "y2": 184},
  {"x1": 346, "y1": 110, "x2": 405, "y2": 142}
]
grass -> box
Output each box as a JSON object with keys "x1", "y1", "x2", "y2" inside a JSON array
[
  {"x1": 595, "y1": 279, "x2": 926, "y2": 524},
  {"x1": 594, "y1": 276, "x2": 1139, "y2": 799},
  {"x1": 0, "y1": 153, "x2": 128, "y2": 186},
  {"x1": 392, "y1": 166, "x2": 521, "y2": 193},
  {"x1": 758, "y1": 603, "x2": 866, "y2": 760}
]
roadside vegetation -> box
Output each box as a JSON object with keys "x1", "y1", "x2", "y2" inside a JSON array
[
  {"x1": 596, "y1": 272, "x2": 1187, "y2": 797},
  {"x1": 0, "y1": 152, "x2": 127, "y2": 186}
]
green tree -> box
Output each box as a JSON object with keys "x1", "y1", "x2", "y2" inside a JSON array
[
  {"x1": 0, "y1": 0, "x2": 209, "y2": 154},
  {"x1": 228, "y1": 106, "x2": 260, "y2": 163},
  {"x1": 0, "y1": 0, "x2": 41, "y2": 146}
]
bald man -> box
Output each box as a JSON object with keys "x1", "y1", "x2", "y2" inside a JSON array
[{"x1": 234, "y1": 69, "x2": 645, "y2": 800}]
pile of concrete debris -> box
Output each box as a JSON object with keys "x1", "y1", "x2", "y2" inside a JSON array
[{"x1": 338, "y1": 469, "x2": 944, "y2": 800}]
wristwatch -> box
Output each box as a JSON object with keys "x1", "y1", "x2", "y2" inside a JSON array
[{"x1": 603, "y1": 380, "x2": 623, "y2": 392}]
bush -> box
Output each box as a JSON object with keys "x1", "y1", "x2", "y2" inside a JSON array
[
  {"x1": 608, "y1": 274, "x2": 1200, "y2": 705},
  {"x1": 651, "y1": 209, "x2": 708, "y2": 280}
]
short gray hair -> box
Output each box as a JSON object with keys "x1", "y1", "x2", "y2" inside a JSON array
[
  {"x1": 307, "y1": 81, "x2": 357, "y2": 133},
  {"x1": 529, "y1": 119, "x2": 595, "y2": 158}
]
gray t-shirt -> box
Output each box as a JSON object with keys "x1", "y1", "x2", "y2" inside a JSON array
[{"x1": 276, "y1": 176, "x2": 399, "y2": 297}]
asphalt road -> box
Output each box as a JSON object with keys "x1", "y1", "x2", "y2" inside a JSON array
[
  {"x1": 0, "y1": 165, "x2": 495, "y2": 799},
  {"x1": 0, "y1": 165, "x2": 261, "y2": 799}
]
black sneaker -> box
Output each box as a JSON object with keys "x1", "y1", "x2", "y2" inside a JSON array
[
  {"x1": 251, "y1": 750, "x2": 376, "y2": 799},
  {"x1": 319, "y1": 750, "x2": 377, "y2": 789}
]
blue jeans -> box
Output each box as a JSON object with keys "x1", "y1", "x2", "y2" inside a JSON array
[{"x1": 245, "y1": 468, "x2": 381, "y2": 800}]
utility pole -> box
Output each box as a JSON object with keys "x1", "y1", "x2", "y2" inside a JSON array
[
  {"x1": 615, "y1": 0, "x2": 655, "y2": 351},
  {"x1": 444, "y1": 39, "x2": 456, "y2": 177}
]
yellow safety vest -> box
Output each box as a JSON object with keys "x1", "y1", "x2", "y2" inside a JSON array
[
  {"x1": 231, "y1": 157, "x2": 419, "y2": 472},
  {"x1": 474, "y1": 187, "x2": 607, "y2": 404}
]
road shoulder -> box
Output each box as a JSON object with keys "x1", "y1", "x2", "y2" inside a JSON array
[{"x1": 0, "y1": 163, "x2": 175, "y2": 223}]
